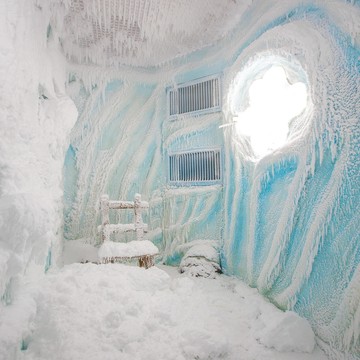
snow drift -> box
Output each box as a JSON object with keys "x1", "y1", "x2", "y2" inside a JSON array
[{"x1": 0, "y1": 0, "x2": 77, "y2": 350}]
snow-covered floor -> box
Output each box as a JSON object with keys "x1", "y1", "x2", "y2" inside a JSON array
[{"x1": 2, "y1": 263, "x2": 327, "y2": 360}]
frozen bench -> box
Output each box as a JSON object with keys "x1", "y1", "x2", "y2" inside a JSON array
[{"x1": 98, "y1": 194, "x2": 158, "y2": 268}]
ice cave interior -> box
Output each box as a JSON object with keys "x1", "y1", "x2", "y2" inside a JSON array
[{"x1": 0, "y1": 0, "x2": 359, "y2": 359}]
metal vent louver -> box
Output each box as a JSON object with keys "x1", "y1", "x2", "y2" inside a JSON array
[
  {"x1": 168, "y1": 75, "x2": 221, "y2": 118},
  {"x1": 169, "y1": 149, "x2": 221, "y2": 185}
]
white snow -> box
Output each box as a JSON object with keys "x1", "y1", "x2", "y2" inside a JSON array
[
  {"x1": 179, "y1": 257, "x2": 221, "y2": 279},
  {"x1": 63, "y1": 238, "x2": 99, "y2": 265},
  {"x1": 0, "y1": 263, "x2": 326, "y2": 360},
  {"x1": 179, "y1": 242, "x2": 221, "y2": 278},
  {"x1": 0, "y1": 0, "x2": 77, "y2": 308},
  {"x1": 258, "y1": 310, "x2": 316, "y2": 353},
  {"x1": 98, "y1": 240, "x2": 159, "y2": 259},
  {"x1": 181, "y1": 243, "x2": 219, "y2": 263},
  {"x1": 0, "y1": 0, "x2": 358, "y2": 359}
]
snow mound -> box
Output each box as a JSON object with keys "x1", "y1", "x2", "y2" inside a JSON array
[
  {"x1": 177, "y1": 239, "x2": 219, "y2": 252},
  {"x1": 183, "y1": 243, "x2": 220, "y2": 263},
  {"x1": 258, "y1": 310, "x2": 316, "y2": 353},
  {"x1": 179, "y1": 242, "x2": 221, "y2": 278},
  {"x1": 98, "y1": 240, "x2": 159, "y2": 259},
  {"x1": 5, "y1": 264, "x2": 327, "y2": 360},
  {"x1": 63, "y1": 239, "x2": 99, "y2": 264},
  {"x1": 0, "y1": 193, "x2": 52, "y2": 301}
]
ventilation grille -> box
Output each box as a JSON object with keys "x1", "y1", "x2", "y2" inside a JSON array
[
  {"x1": 168, "y1": 76, "x2": 221, "y2": 118},
  {"x1": 169, "y1": 149, "x2": 221, "y2": 184}
]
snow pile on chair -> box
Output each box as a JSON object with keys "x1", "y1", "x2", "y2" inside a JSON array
[
  {"x1": 98, "y1": 240, "x2": 158, "y2": 268},
  {"x1": 98, "y1": 240, "x2": 158, "y2": 259},
  {"x1": 178, "y1": 240, "x2": 221, "y2": 278},
  {"x1": 97, "y1": 194, "x2": 158, "y2": 268}
]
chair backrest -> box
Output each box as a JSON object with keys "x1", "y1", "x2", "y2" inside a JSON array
[{"x1": 100, "y1": 193, "x2": 149, "y2": 242}]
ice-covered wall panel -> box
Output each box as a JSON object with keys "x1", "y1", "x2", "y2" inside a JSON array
[
  {"x1": 162, "y1": 187, "x2": 223, "y2": 265},
  {"x1": 220, "y1": 5, "x2": 360, "y2": 359},
  {"x1": 64, "y1": 70, "x2": 225, "y2": 258},
  {"x1": 65, "y1": 78, "x2": 163, "y2": 243},
  {"x1": 161, "y1": 112, "x2": 225, "y2": 262}
]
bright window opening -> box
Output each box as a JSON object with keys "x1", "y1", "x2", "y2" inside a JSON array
[{"x1": 234, "y1": 66, "x2": 307, "y2": 158}]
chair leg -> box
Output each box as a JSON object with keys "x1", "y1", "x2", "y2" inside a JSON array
[{"x1": 138, "y1": 255, "x2": 154, "y2": 269}]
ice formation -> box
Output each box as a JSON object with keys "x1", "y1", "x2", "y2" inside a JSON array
[
  {"x1": 0, "y1": 0, "x2": 359, "y2": 359},
  {"x1": 0, "y1": 0, "x2": 77, "y2": 311}
]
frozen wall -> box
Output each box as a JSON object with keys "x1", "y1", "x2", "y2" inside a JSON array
[
  {"x1": 0, "y1": 0, "x2": 77, "y2": 353},
  {"x1": 64, "y1": 67, "x2": 225, "y2": 261},
  {"x1": 64, "y1": 1, "x2": 359, "y2": 358},
  {"x1": 221, "y1": 4, "x2": 360, "y2": 359},
  {"x1": 64, "y1": 74, "x2": 166, "y2": 248}
]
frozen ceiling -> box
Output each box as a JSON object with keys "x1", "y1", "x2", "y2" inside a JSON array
[{"x1": 58, "y1": 0, "x2": 250, "y2": 67}]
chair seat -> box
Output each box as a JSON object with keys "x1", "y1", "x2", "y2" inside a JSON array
[{"x1": 98, "y1": 240, "x2": 159, "y2": 268}]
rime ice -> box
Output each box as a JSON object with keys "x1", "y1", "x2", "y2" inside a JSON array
[{"x1": 0, "y1": 0, "x2": 359, "y2": 359}]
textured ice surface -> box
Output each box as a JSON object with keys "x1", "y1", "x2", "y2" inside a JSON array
[
  {"x1": 59, "y1": 0, "x2": 251, "y2": 67},
  {"x1": 0, "y1": 0, "x2": 359, "y2": 358},
  {"x1": 63, "y1": 2, "x2": 360, "y2": 358}
]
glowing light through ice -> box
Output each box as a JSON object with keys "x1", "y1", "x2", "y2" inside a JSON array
[{"x1": 235, "y1": 66, "x2": 307, "y2": 158}]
